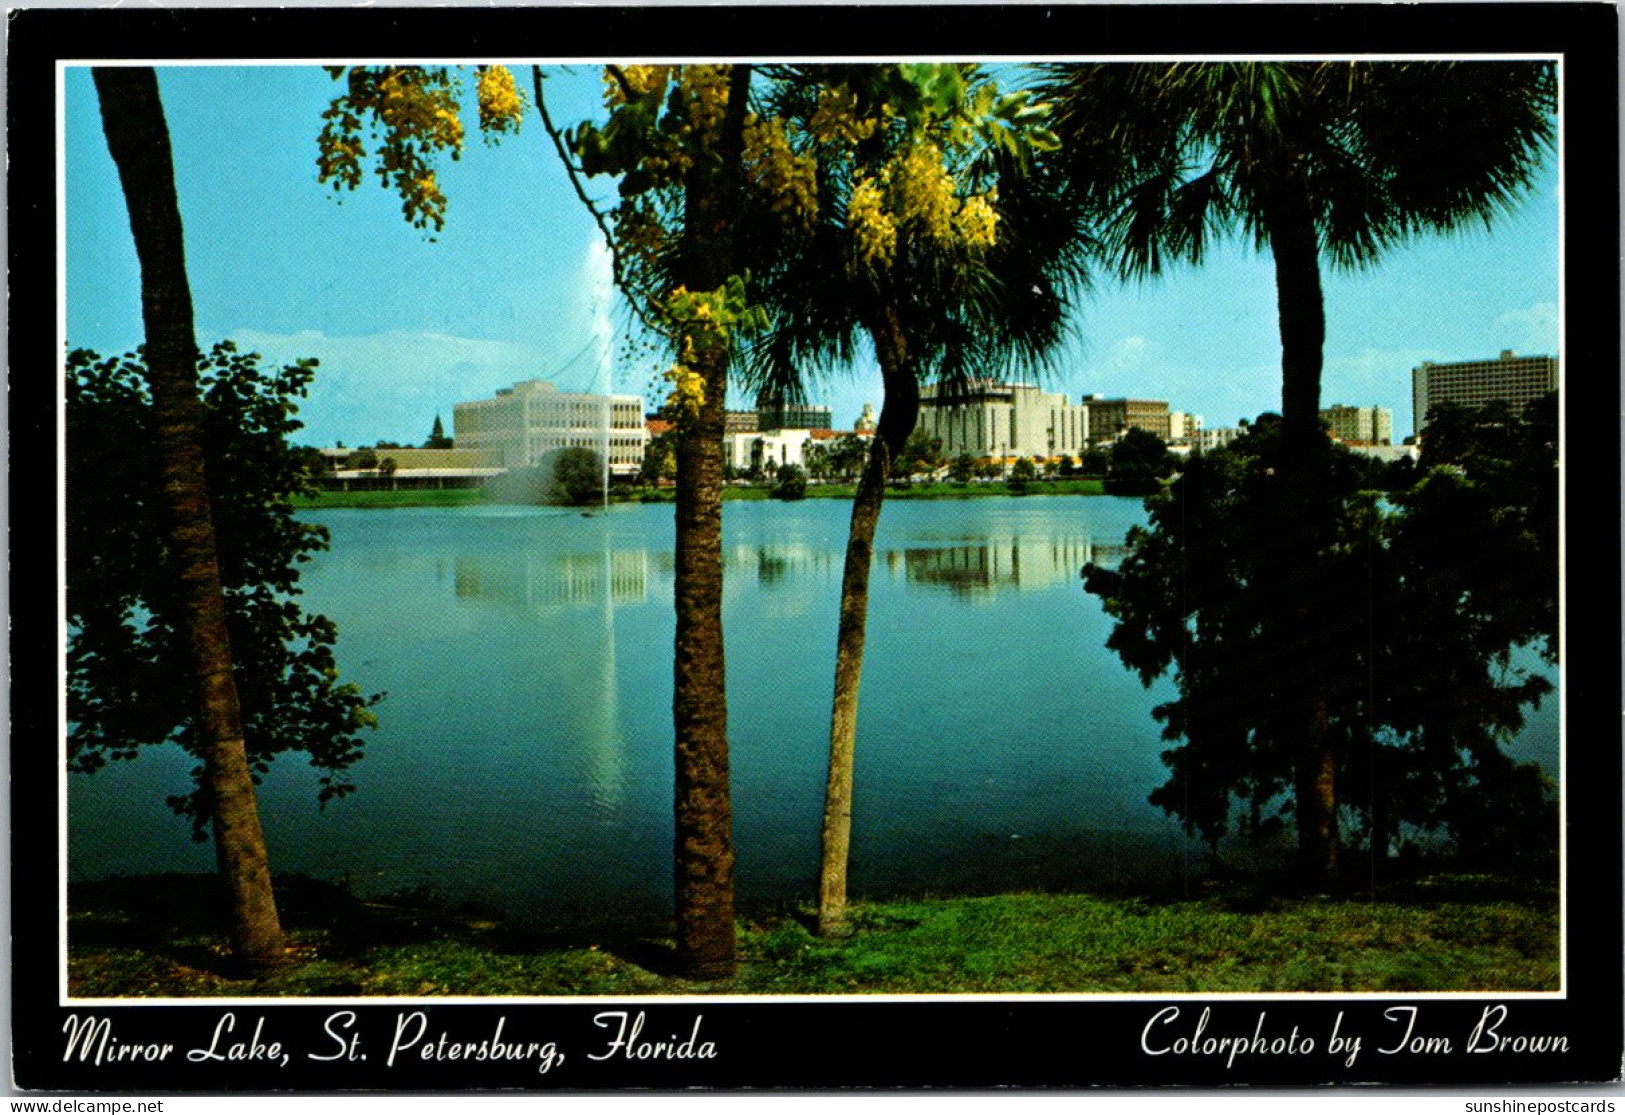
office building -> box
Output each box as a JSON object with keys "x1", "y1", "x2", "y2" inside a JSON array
[
  {"x1": 1081, "y1": 396, "x2": 1172, "y2": 443},
  {"x1": 1322, "y1": 404, "x2": 1393, "y2": 446},
  {"x1": 1412, "y1": 351, "x2": 1558, "y2": 433},
  {"x1": 915, "y1": 380, "x2": 1090, "y2": 460},
  {"x1": 453, "y1": 379, "x2": 649, "y2": 477}
]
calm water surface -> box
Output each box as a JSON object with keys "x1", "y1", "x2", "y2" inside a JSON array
[{"x1": 69, "y1": 496, "x2": 1558, "y2": 924}]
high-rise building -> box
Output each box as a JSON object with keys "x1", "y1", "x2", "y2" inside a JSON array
[
  {"x1": 453, "y1": 379, "x2": 649, "y2": 477},
  {"x1": 1411, "y1": 351, "x2": 1558, "y2": 434},
  {"x1": 1321, "y1": 404, "x2": 1393, "y2": 446},
  {"x1": 915, "y1": 380, "x2": 1090, "y2": 460},
  {"x1": 1081, "y1": 396, "x2": 1172, "y2": 443}
]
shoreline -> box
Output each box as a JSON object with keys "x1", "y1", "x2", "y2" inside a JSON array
[
  {"x1": 292, "y1": 478, "x2": 1110, "y2": 510},
  {"x1": 68, "y1": 870, "x2": 1557, "y2": 998}
]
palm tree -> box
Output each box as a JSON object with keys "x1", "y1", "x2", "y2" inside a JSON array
[
  {"x1": 323, "y1": 63, "x2": 751, "y2": 977},
  {"x1": 743, "y1": 65, "x2": 1089, "y2": 933},
  {"x1": 663, "y1": 64, "x2": 753, "y2": 978},
  {"x1": 93, "y1": 67, "x2": 287, "y2": 970},
  {"x1": 1042, "y1": 61, "x2": 1555, "y2": 882}
]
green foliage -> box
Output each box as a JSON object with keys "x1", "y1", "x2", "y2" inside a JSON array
[
  {"x1": 1104, "y1": 428, "x2": 1174, "y2": 495},
  {"x1": 891, "y1": 429, "x2": 944, "y2": 481},
  {"x1": 639, "y1": 429, "x2": 676, "y2": 485},
  {"x1": 1041, "y1": 61, "x2": 1555, "y2": 281},
  {"x1": 1412, "y1": 394, "x2": 1557, "y2": 657},
  {"x1": 823, "y1": 434, "x2": 871, "y2": 481},
  {"x1": 771, "y1": 461, "x2": 808, "y2": 500},
  {"x1": 1084, "y1": 412, "x2": 1557, "y2": 869},
  {"x1": 948, "y1": 453, "x2": 977, "y2": 485},
  {"x1": 551, "y1": 447, "x2": 605, "y2": 506},
  {"x1": 70, "y1": 882, "x2": 1556, "y2": 996},
  {"x1": 1077, "y1": 447, "x2": 1112, "y2": 477},
  {"x1": 66, "y1": 345, "x2": 383, "y2": 834}
]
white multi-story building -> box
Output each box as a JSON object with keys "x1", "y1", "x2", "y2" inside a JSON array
[
  {"x1": 1168, "y1": 411, "x2": 1204, "y2": 444},
  {"x1": 915, "y1": 380, "x2": 1090, "y2": 461},
  {"x1": 1193, "y1": 425, "x2": 1246, "y2": 454},
  {"x1": 453, "y1": 379, "x2": 649, "y2": 477},
  {"x1": 724, "y1": 428, "x2": 816, "y2": 473},
  {"x1": 1412, "y1": 350, "x2": 1558, "y2": 434}
]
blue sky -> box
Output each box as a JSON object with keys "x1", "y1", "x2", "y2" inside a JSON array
[{"x1": 64, "y1": 64, "x2": 1560, "y2": 447}]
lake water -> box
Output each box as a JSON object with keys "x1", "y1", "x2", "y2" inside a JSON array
[{"x1": 68, "y1": 496, "x2": 1559, "y2": 926}]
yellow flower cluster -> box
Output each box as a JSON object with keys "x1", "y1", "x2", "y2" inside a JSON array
[
  {"x1": 954, "y1": 190, "x2": 999, "y2": 250},
  {"x1": 663, "y1": 292, "x2": 724, "y2": 419},
  {"x1": 677, "y1": 65, "x2": 732, "y2": 137},
  {"x1": 847, "y1": 176, "x2": 897, "y2": 268},
  {"x1": 476, "y1": 66, "x2": 525, "y2": 136},
  {"x1": 603, "y1": 64, "x2": 671, "y2": 108},
  {"x1": 665, "y1": 354, "x2": 707, "y2": 418},
  {"x1": 809, "y1": 86, "x2": 881, "y2": 146},
  {"x1": 844, "y1": 139, "x2": 1003, "y2": 270},
  {"x1": 743, "y1": 115, "x2": 818, "y2": 228},
  {"x1": 659, "y1": 278, "x2": 765, "y2": 422},
  {"x1": 892, "y1": 141, "x2": 958, "y2": 243},
  {"x1": 375, "y1": 69, "x2": 464, "y2": 154}
]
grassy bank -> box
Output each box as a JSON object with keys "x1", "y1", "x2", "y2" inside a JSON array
[
  {"x1": 295, "y1": 478, "x2": 1107, "y2": 509},
  {"x1": 68, "y1": 874, "x2": 1556, "y2": 998},
  {"x1": 294, "y1": 488, "x2": 489, "y2": 509}
]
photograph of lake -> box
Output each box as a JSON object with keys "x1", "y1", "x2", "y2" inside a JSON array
[
  {"x1": 70, "y1": 497, "x2": 1264, "y2": 920},
  {"x1": 21, "y1": 5, "x2": 1619, "y2": 1090}
]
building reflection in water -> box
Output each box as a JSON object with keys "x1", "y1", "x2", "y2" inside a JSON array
[
  {"x1": 733, "y1": 544, "x2": 837, "y2": 587},
  {"x1": 452, "y1": 545, "x2": 649, "y2": 814},
  {"x1": 454, "y1": 548, "x2": 650, "y2": 610},
  {"x1": 890, "y1": 534, "x2": 1131, "y2": 598}
]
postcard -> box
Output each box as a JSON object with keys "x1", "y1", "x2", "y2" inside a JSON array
[{"x1": 10, "y1": 2, "x2": 1621, "y2": 1092}]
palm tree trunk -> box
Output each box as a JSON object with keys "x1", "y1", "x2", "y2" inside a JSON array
[
  {"x1": 669, "y1": 64, "x2": 750, "y2": 979},
  {"x1": 818, "y1": 309, "x2": 917, "y2": 936},
  {"x1": 1264, "y1": 173, "x2": 1339, "y2": 886},
  {"x1": 93, "y1": 67, "x2": 286, "y2": 971}
]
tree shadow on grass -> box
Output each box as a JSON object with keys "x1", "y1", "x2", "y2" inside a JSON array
[{"x1": 73, "y1": 872, "x2": 705, "y2": 991}]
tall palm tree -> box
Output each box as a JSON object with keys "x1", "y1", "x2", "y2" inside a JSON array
[
  {"x1": 664, "y1": 64, "x2": 753, "y2": 979},
  {"x1": 743, "y1": 65, "x2": 1089, "y2": 934},
  {"x1": 93, "y1": 67, "x2": 287, "y2": 970},
  {"x1": 323, "y1": 63, "x2": 751, "y2": 977},
  {"x1": 1042, "y1": 61, "x2": 1555, "y2": 882}
]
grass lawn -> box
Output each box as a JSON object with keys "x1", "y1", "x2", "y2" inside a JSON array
[
  {"x1": 68, "y1": 874, "x2": 1557, "y2": 998},
  {"x1": 294, "y1": 488, "x2": 490, "y2": 509}
]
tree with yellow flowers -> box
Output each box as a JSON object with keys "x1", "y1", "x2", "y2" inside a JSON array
[
  {"x1": 736, "y1": 65, "x2": 1090, "y2": 935},
  {"x1": 318, "y1": 62, "x2": 753, "y2": 978}
]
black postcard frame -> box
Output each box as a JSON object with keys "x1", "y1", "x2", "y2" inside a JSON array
[{"x1": 9, "y1": 2, "x2": 1621, "y2": 1092}]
